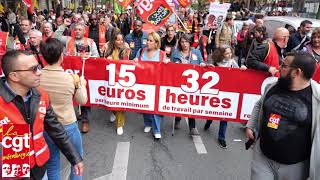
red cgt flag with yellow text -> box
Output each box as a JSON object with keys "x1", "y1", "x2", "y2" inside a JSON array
[
  {"x1": 22, "y1": 0, "x2": 33, "y2": 14},
  {"x1": 136, "y1": 0, "x2": 173, "y2": 29}
]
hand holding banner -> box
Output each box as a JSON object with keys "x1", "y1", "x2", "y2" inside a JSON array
[{"x1": 61, "y1": 57, "x2": 270, "y2": 122}]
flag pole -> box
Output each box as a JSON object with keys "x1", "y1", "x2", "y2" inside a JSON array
[{"x1": 172, "y1": 10, "x2": 189, "y2": 33}]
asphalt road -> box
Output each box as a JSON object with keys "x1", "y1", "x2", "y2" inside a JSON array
[{"x1": 60, "y1": 107, "x2": 252, "y2": 180}]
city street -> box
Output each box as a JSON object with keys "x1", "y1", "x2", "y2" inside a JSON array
[{"x1": 61, "y1": 107, "x2": 252, "y2": 180}]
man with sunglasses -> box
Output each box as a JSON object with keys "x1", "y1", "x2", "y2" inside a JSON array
[
  {"x1": 0, "y1": 50, "x2": 84, "y2": 179},
  {"x1": 245, "y1": 51, "x2": 320, "y2": 180},
  {"x1": 88, "y1": 14, "x2": 111, "y2": 56},
  {"x1": 246, "y1": 27, "x2": 289, "y2": 77}
]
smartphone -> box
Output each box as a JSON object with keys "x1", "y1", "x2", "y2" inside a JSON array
[{"x1": 245, "y1": 132, "x2": 255, "y2": 150}]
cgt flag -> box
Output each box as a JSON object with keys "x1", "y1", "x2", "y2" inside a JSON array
[
  {"x1": 177, "y1": 0, "x2": 192, "y2": 7},
  {"x1": 136, "y1": 0, "x2": 173, "y2": 28},
  {"x1": 118, "y1": 0, "x2": 134, "y2": 8},
  {"x1": 0, "y1": 32, "x2": 8, "y2": 55},
  {"x1": 22, "y1": 0, "x2": 33, "y2": 14}
]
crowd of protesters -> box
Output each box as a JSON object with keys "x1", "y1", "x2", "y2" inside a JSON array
[{"x1": 1, "y1": 1, "x2": 320, "y2": 179}]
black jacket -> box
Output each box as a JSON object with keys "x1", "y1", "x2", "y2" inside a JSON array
[
  {"x1": 246, "y1": 40, "x2": 283, "y2": 72},
  {"x1": 286, "y1": 31, "x2": 310, "y2": 52},
  {"x1": 116, "y1": 19, "x2": 130, "y2": 37},
  {"x1": 0, "y1": 78, "x2": 82, "y2": 180}
]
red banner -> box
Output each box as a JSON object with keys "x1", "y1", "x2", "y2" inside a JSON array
[
  {"x1": 1, "y1": 56, "x2": 320, "y2": 122},
  {"x1": 62, "y1": 57, "x2": 272, "y2": 122},
  {"x1": 177, "y1": 0, "x2": 192, "y2": 7},
  {"x1": 0, "y1": 32, "x2": 8, "y2": 55},
  {"x1": 1, "y1": 124, "x2": 30, "y2": 178},
  {"x1": 118, "y1": 0, "x2": 134, "y2": 8},
  {"x1": 136, "y1": 0, "x2": 173, "y2": 28}
]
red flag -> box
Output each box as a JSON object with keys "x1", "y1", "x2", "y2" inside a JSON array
[
  {"x1": 0, "y1": 31, "x2": 8, "y2": 55},
  {"x1": 142, "y1": 23, "x2": 161, "y2": 33},
  {"x1": 118, "y1": 0, "x2": 134, "y2": 8},
  {"x1": 136, "y1": 0, "x2": 173, "y2": 28},
  {"x1": 177, "y1": 0, "x2": 192, "y2": 7},
  {"x1": 22, "y1": 0, "x2": 33, "y2": 14},
  {"x1": 1, "y1": 124, "x2": 31, "y2": 178}
]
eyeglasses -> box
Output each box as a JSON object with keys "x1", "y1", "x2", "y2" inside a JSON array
[{"x1": 13, "y1": 64, "x2": 42, "y2": 73}]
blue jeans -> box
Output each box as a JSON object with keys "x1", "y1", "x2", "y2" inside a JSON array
[
  {"x1": 143, "y1": 114, "x2": 162, "y2": 134},
  {"x1": 44, "y1": 122, "x2": 84, "y2": 180},
  {"x1": 218, "y1": 121, "x2": 228, "y2": 141}
]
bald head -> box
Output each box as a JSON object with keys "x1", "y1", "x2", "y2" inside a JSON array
[{"x1": 274, "y1": 27, "x2": 289, "y2": 49}]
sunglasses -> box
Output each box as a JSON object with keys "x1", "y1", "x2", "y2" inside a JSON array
[{"x1": 13, "y1": 64, "x2": 42, "y2": 73}]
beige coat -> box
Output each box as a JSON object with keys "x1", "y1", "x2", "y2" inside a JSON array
[
  {"x1": 40, "y1": 65, "x2": 88, "y2": 125},
  {"x1": 215, "y1": 22, "x2": 233, "y2": 47}
]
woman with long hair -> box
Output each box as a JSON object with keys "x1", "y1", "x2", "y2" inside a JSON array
[
  {"x1": 171, "y1": 33, "x2": 206, "y2": 135},
  {"x1": 204, "y1": 45, "x2": 246, "y2": 148},
  {"x1": 134, "y1": 32, "x2": 167, "y2": 139},
  {"x1": 102, "y1": 31, "x2": 130, "y2": 135}
]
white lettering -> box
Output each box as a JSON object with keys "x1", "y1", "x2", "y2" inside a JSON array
[{"x1": 2, "y1": 134, "x2": 30, "y2": 152}]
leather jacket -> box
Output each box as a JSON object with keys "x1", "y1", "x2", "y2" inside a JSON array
[{"x1": 0, "y1": 78, "x2": 82, "y2": 180}]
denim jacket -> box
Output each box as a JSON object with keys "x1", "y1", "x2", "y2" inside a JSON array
[
  {"x1": 125, "y1": 32, "x2": 148, "y2": 60},
  {"x1": 171, "y1": 48, "x2": 204, "y2": 65}
]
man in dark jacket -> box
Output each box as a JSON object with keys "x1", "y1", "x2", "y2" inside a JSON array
[
  {"x1": 0, "y1": 50, "x2": 84, "y2": 180},
  {"x1": 160, "y1": 24, "x2": 177, "y2": 58},
  {"x1": 246, "y1": 27, "x2": 289, "y2": 76},
  {"x1": 116, "y1": 13, "x2": 130, "y2": 37},
  {"x1": 286, "y1": 20, "x2": 312, "y2": 52},
  {"x1": 88, "y1": 14, "x2": 101, "y2": 55}
]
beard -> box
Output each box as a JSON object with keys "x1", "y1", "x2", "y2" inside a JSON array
[{"x1": 277, "y1": 71, "x2": 293, "y2": 90}]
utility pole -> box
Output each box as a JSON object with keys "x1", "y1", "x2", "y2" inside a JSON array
[{"x1": 317, "y1": 2, "x2": 320, "y2": 19}]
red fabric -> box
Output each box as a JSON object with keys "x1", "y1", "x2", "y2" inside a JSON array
[
  {"x1": 61, "y1": 56, "x2": 270, "y2": 122},
  {"x1": 118, "y1": 0, "x2": 134, "y2": 8},
  {"x1": 0, "y1": 32, "x2": 8, "y2": 55},
  {"x1": 22, "y1": 0, "x2": 33, "y2": 14},
  {"x1": 98, "y1": 25, "x2": 106, "y2": 50},
  {"x1": 136, "y1": 0, "x2": 173, "y2": 29},
  {"x1": 0, "y1": 88, "x2": 50, "y2": 168},
  {"x1": 66, "y1": 37, "x2": 91, "y2": 56},
  {"x1": 312, "y1": 64, "x2": 320, "y2": 84},
  {"x1": 192, "y1": 33, "x2": 199, "y2": 48},
  {"x1": 202, "y1": 35, "x2": 208, "y2": 62},
  {"x1": 237, "y1": 30, "x2": 247, "y2": 42},
  {"x1": 177, "y1": 0, "x2": 192, "y2": 7},
  {"x1": 264, "y1": 41, "x2": 280, "y2": 77},
  {"x1": 42, "y1": 32, "x2": 55, "y2": 42}
]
